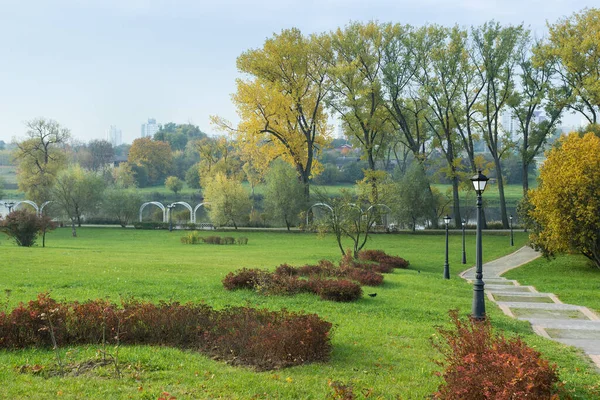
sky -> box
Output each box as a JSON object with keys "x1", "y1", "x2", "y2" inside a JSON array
[{"x1": 0, "y1": 0, "x2": 591, "y2": 144}]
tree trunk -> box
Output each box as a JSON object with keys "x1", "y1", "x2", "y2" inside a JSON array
[
  {"x1": 522, "y1": 160, "x2": 529, "y2": 196},
  {"x1": 494, "y1": 157, "x2": 509, "y2": 228},
  {"x1": 451, "y1": 174, "x2": 462, "y2": 229},
  {"x1": 71, "y1": 220, "x2": 77, "y2": 237}
]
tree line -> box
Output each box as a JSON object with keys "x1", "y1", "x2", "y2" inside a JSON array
[{"x1": 214, "y1": 8, "x2": 600, "y2": 228}]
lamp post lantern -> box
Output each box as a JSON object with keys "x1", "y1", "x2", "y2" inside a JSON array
[
  {"x1": 470, "y1": 170, "x2": 489, "y2": 320},
  {"x1": 4, "y1": 201, "x2": 15, "y2": 213},
  {"x1": 462, "y1": 218, "x2": 467, "y2": 264},
  {"x1": 443, "y1": 215, "x2": 451, "y2": 279},
  {"x1": 510, "y1": 214, "x2": 514, "y2": 246},
  {"x1": 167, "y1": 204, "x2": 175, "y2": 232}
]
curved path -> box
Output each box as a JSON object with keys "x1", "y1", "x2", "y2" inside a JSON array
[{"x1": 461, "y1": 246, "x2": 600, "y2": 369}]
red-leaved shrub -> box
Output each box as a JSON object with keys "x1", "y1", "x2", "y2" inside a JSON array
[
  {"x1": 312, "y1": 279, "x2": 363, "y2": 302},
  {"x1": 342, "y1": 268, "x2": 384, "y2": 286},
  {"x1": 358, "y1": 250, "x2": 410, "y2": 269},
  {"x1": 222, "y1": 268, "x2": 267, "y2": 290},
  {"x1": 0, "y1": 293, "x2": 333, "y2": 370},
  {"x1": 432, "y1": 310, "x2": 560, "y2": 399}
]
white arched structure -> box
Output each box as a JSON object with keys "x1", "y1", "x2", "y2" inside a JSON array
[
  {"x1": 14, "y1": 200, "x2": 39, "y2": 214},
  {"x1": 39, "y1": 201, "x2": 53, "y2": 216},
  {"x1": 193, "y1": 202, "x2": 210, "y2": 224},
  {"x1": 306, "y1": 202, "x2": 334, "y2": 226},
  {"x1": 366, "y1": 203, "x2": 393, "y2": 229},
  {"x1": 168, "y1": 201, "x2": 194, "y2": 223},
  {"x1": 139, "y1": 201, "x2": 167, "y2": 222}
]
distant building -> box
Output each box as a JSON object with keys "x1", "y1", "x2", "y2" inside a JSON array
[
  {"x1": 501, "y1": 110, "x2": 519, "y2": 141},
  {"x1": 141, "y1": 118, "x2": 159, "y2": 138},
  {"x1": 105, "y1": 125, "x2": 122, "y2": 147}
]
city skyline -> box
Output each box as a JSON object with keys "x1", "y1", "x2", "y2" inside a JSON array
[{"x1": 0, "y1": 0, "x2": 591, "y2": 144}]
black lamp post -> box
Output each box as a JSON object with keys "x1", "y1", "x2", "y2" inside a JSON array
[
  {"x1": 167, "y1": 204, "x2": 175, "y2": 232},
  {"x1": 462, "y1": 218, "x2": 467, "y2": 264},
  {"x1": 470, "y1": 170, "x2": 489, "y2": 320},
  {"x1": 510, "y1": 214, "x2": 514, "y2": 246},
  {"x1": 4, "y1": 201, "x2": 15, "y2": 213},
  {"x1": 443, "y1": 215, "x2": 451, "y2": 279}
]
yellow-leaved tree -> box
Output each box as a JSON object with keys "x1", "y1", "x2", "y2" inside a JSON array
[
  {"x1": 535, "y1": 8, "x2": 600, "y2": 124},
  {"x1": 212, "y1": 28, "x2": 332, "y2": 200},
  {"x1": 527, "y1": 132, "x2": 600, "y2": 268}
]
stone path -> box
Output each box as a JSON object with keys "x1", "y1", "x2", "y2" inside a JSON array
[{"x1": 461, "y1": 246, "x2": 600, "y2": 369}]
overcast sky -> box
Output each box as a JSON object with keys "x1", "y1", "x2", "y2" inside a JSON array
[{"x1": 0, "y1": 0, "x2": 590, "y2": 144}]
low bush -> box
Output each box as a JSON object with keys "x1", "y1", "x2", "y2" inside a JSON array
[
  {"x1": 0, "y1": 293, "x2": 333, "y2": 371},
  {"x1": 358, "y1": 249, "x2": 410, "y2": 269},
  {"x1": 0, "y1": 210, "x2": 56, "y2": 247},
  {"x1": 222, "y1": 268, "x2": 267, "y2": 290},
  {"x1": 432, "y1": 310, "x2": 560, "y2": 399},
  {"x1": 180, "y1": 231, "x2": 202, "y2": 244},
  {"x1": 312, "y1": 279, "x2": 363, "y2": 302},
  {"x1": 236, "y1": 236, "x2": 248, "y2": 245},
  {"x1": 133, "y1": 222, "x2": 168, "y2": 230},
  {"x1": 342, "y1": 268, "x2": 384, "y2": 286},
  {"x1": 222, "y1": 236, "x2": 235, "y2": 245},
  {"x1": 204, "y1": 235, "x2": 221, "y2": 244}
]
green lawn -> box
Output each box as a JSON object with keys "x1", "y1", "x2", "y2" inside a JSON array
[
  {"x1": 504, "y1": 254, "x2": 600, "y2": 315},
  {"x1": 0, "y1": 229, "x2": 598, "y2": 399}
]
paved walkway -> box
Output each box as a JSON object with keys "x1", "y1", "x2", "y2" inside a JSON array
[{"x1": 461, "y1": 246, "x2": 600, "y2": 369}]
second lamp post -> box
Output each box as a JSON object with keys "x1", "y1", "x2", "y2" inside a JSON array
[{"x1": 443, "y1": 215, "x2": 451, "y2": 279}]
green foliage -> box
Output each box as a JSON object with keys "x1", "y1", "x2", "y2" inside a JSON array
[
  {"x1": 432, "y1": 310, "x2": 560, "y2": 399},
  {"x1": 84, "y1": 140, "x2": 114, "y2": 172},
  {"x1": 184, "y1": 163, "x2": 201, "y2": 189},
  {"x1": 388, "y1": 162, "x2": 435, "y2": 231},
  {"x1": 102, "y1": 189, "x2": 143, "y2": 228},
  {"x1": 153, "y1": 122, "x2": 207, "y2": 151},
  {"x1": 203, "y1": 173, "x2": 252, "y2": 229},
  {"x1": 164, "y1": 176, "x2": 183, "y2": 195},
  {"x1": 0, "y1": 175, "x2": 5, "y2": 200},
  {"x1": 51, "y1": 165, "x2": 105, "y2": 236},
  {"x1": 128, "y1": 138, "x2": 173, "y2": 185},
  {"x1": 264, "y1": 161, "x2": 306, "y2": 230},
  {"x1": 111, "y1": 162, "x2": 137, "y2": 189},
  {"x1": 0, "y1": 210, "x2": 55, "y2": 247},
  {"x1": 14, "y1": 118, "x2": 70, "y2": 203}
]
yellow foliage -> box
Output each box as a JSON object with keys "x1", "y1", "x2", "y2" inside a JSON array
[
  {"x1": 212, "y1": 28, "x2": 331, "y2": 191},
  {"x1": 528, "y1": 133, "x2": 600, "y2": 267}
]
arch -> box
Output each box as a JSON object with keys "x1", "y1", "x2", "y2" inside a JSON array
[
  {"x1": 168, "y1": 201, "x2": 194, "y2": 223},
  {"x1": 14, "y1": 200, "x2": 39, "y2": 214},
  {"x1": 306, "y1": 202, "x2": 334, "y2": 226},
  {"x1": 193, "y1": 202, "x2": 210, "y2": 224},
  {"x1": 39, "y1": 201, "x2": 53, "y2": 216},
  {"x1": 139, "y1": 201, "x2": 166, "y2": 222},
  {"x1": 366, "y1": 203, "x2": 393, "y2": 230}
]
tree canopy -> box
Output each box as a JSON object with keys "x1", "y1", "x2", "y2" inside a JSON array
[{"x1": 528, "y1": 132, "x2": 600, "y2": 268}]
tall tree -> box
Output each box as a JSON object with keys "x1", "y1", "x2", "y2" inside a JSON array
[
  {"x1": 472, "y1": 22, "x2": 527, "y2": 228},
  {"x1": 51, "y1": 165, "x2": 105, "y2": 236},
  {"x1": 535, "y1": 8, "x2": 600, "y2": 124},
  {"x1": 263, "y1": 161, "x2": 306, "y2": 230},
  {"x1": 128, "y1": 138, "x2": 173, "y2": 185},
  {"x1": 154, "y1": 123, "x2": 207, "y2": 151},
  {"x1": 417, "y1": 25, "x2": 466, "y2": 227},
  {"x1": 14, "y1": 118, "x2": 70, "y2": 203},
  {"x1": 527, "y1": 133, "x2": 600, "y2": 268},
  {"x1": 326, "y1": 21, "x2": 390, "y2": 171},
  {"x1": 508, "y1": 41, "x2": 564, "y2": 194},
  {"x1": 86, "y1": 140, "x2": 114, "y2": 172},
  {"x1": 213, "y1": 28, "x2": 331, "y2": 200},
  {"x1": 102, "y1": 189, "x2": 143, "y2": 228},
  {"x1": 203, "y1": 172, "x2": 252, "y2": 229}
]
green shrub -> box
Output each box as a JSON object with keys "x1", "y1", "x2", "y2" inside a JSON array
[
  {"x1": 236, "y1": 236, "x2": 248, "y2": 245},
  {"x1": 133, "y1": 222, "x2": 168, "y2": 230}
]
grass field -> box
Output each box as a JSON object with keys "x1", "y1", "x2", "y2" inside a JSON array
[
  {"x1": 505, "y1": 254, "x2": 600, "y2": 315},
  {"x1": 1, "y1": 229, "x2": 598, "y2": 399}
]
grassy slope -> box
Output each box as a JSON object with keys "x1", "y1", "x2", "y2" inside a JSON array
[
  {"x1": 0, "y1": 229, "x2": 598, "y2": 399},
  {"x1": 504, "y1": 254, "x2": 600, "y2": 315}
]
